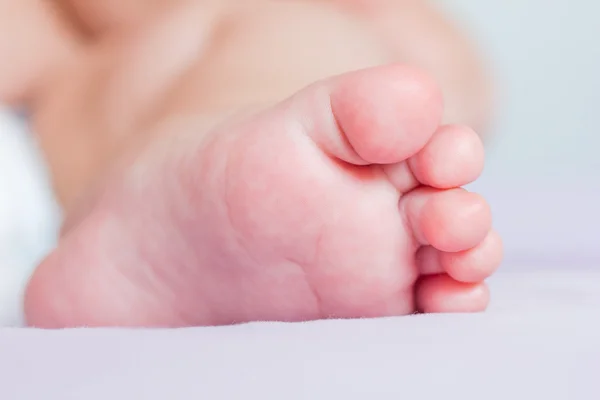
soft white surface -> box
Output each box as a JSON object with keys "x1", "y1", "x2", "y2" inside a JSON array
[
  {"x1": 1, "y1": 270, "x2": 599, "y2": 399},
  {"x1": 0, "y1": 109, "x2": 60, "y2": 326}
]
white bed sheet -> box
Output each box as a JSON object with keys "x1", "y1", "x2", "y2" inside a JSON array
[{"x1": 2, "y1": 270, "x2": 599, "y2": 399}]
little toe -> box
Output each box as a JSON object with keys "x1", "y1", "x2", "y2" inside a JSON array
[
  {"x1": 408, "y1": 124, "x2": 485, "y2": 189},
  {"x1": 416, "y1": 230, "x2": 502, "y2": 282},
  {"x1": 403, "y1": 187, "x2": 491, "y2": 253},
  {"x1": 416, "y1": 274, "x2": 490, "y2": 313}
]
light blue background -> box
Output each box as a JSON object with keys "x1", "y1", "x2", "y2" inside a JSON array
[{"x1": 439, "y1": 0, "x2": 599, "y2": 184}]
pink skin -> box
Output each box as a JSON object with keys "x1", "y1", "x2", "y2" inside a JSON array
[{"x1": 25, "y1": 65, "x2": 501, "y2": 328}]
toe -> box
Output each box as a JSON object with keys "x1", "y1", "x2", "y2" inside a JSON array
[
  {"x1": 416, "y1": 274, "x2": 489, "y2": 313},
  {"x1": 441, "y1": 230, "x2": 503, "y2": 282},
  {"x1": 290, "y1": 64, "x2": 443, "y2": 165},
  {"x1": 380, "y1": 161, "x2": 419, "y2": 193},
  {"x1": 381, "y1": 124, "x2": 484, "y2": 193},
  {"x1": 409, "y1": 124, "x2": 485, "y2": 189},
  {"x1": 403, "y1": 187, "x2": 491, "y2": 252},
  {"x1": 415, "y1": 245, "x2": 446, "y2": 275},
  {"x1": 416, "y1": 230, "x2": 503, "y2": 282}
]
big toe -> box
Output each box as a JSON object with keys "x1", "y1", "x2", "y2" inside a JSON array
[{"x1": 288, "y1": 64, "x2": 443, "y2": 165}]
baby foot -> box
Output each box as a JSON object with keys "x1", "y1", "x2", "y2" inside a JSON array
[{"x1": 25, "y1": 65, "x2": 502, "y2": 327}]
